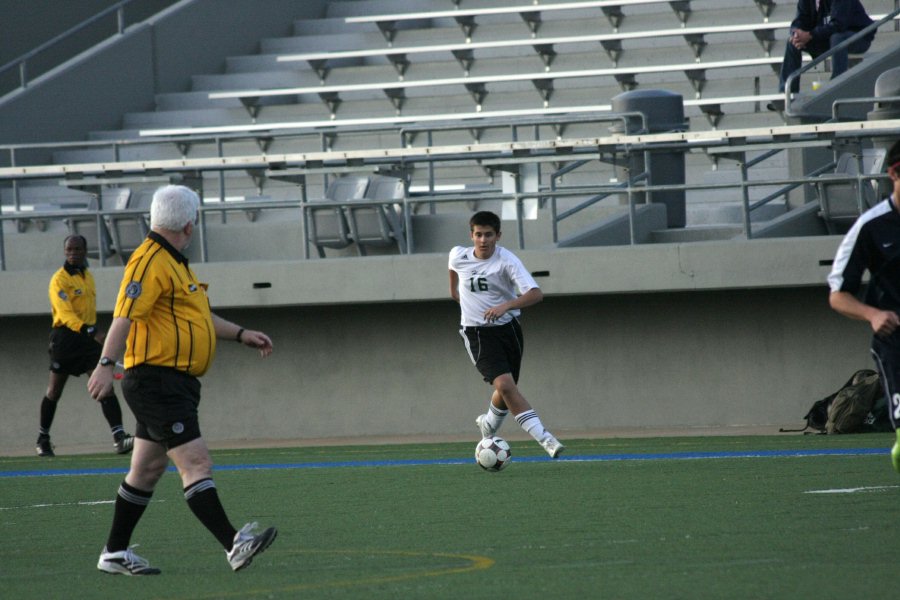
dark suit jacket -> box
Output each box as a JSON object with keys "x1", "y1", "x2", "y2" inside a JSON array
[{"x1": 791, "y1": 0, "x2": 874, "y2": 41}]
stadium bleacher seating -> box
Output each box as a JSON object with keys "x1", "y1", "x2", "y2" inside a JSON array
[
  {"x1": 2, "y1": 0, "x2": 900, "y2": 267},
  {"x1": 275, "y1": 22, "x2": 787, "y2": 87},
  {"x1": 341, "y1": 0, "x2": 693, "y2": 41}
]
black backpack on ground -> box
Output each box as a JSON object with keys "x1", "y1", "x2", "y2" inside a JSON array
[{"x1": 781, "y1": 369, "x2": 892, "y2": 435}]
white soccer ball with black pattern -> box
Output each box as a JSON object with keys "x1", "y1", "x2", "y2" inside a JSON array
[{"x1": 475, "y1": 436, "x2": 511, "y2": 471}]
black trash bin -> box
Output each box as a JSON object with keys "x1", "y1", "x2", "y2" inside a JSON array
[{"x1": 610, "y1": 90, "x2": 688, "y2": 228}]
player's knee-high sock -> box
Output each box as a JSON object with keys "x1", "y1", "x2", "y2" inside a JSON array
[
  {"x1": 515, "y1": 409, "x2": 548, "y2": 442},
  {"x1": 106, "y1": 481, "x2": 152, "y2": 552},
  {"x1": 184, "y1": 478, "x2": 238, "y2": 550},
  {"x1": 39, "y1": 396, "x2": 58, "y2": 436},
  {"x1": 98, "y1": 395, "x2": 125, "y2": 437},
  {"x1": 485, "y1": 403, "x2": 508, "y2": 432}
]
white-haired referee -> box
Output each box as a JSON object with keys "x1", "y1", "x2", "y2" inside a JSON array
[{"x1": 88, "y1": 185, "x2": 277, "y2": 575}]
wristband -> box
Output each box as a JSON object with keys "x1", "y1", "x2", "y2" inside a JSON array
[{"x1": 236, "y1": 328, "x2": 245, "y2": 343}]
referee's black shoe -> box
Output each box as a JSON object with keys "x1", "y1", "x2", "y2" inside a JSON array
[{"x1": 36, "y1": 434, "x2": 54, "y2": 457}]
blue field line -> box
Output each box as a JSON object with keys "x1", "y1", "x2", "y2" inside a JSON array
[{"x1": 0, "y1": 447, "x2": 887, "y2": 478}]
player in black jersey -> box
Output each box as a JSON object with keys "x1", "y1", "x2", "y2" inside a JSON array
[{"x1": 828, "y1": 140, "x2": 900, "y2": 471}]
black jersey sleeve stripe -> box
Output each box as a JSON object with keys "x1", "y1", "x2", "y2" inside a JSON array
[
  {"x1": 122, "y1": 244, "x2": 165, "y2": 319},
  {"x1": 168, "y1": 276, "x2": 179, "y2": 370},
  {"x1": 187, "y1": 320, "x2": 195, "y2": 374},
  {"x1": 828, "y1": 200, "x2": 891, "y2": 293}
]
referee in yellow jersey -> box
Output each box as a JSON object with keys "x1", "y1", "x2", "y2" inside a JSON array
[
  {"x1": 37, "y1": 234, "x2": 133, "y2": 457},
  {"x1": 88, "y1": 185, "x2": 277, "y2": 575}
]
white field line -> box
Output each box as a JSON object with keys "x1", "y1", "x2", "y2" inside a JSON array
[
  {"x1": 804, "y1": 485, "x2": 900, "y2": 494},
  {"x1": 0, "y1": 499, "x2": 166, "y2": 510}
]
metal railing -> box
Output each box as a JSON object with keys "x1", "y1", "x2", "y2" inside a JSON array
[
  {"x1": 3, "y1": 117, "x2": 900, "y2": 270},
  {"x1": 0, "y1": 0, "x2": 175, "y2": 98}
]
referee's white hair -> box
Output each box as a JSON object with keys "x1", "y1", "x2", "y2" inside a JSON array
[{"x1": 150, "y1": 185, "x2": 200, "y2": 231}]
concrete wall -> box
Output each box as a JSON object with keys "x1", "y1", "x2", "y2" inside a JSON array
[{"x1": 0, "y1": 237, "x2": 878, "y2": 454}]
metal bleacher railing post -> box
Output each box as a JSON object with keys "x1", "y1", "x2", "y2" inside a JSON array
[
  {"x1": 216, "y1": 138, "x2": 227, "y2": 225},
  {"x1": 10, "y1": 148, "x2": 20, "y2": 212}
]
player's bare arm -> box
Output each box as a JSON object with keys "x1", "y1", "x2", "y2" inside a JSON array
[
  {"x1": 483, "y1": 287, "x2": 543, "y2": 323},
  {"x1": 87, "y1": 316, "x2": 131, "y2": 400},
  {"x1": 830, "y1": 290, "x2": 900, "y2": 337},
  {"x1": 211, "y1": 313, "x2": 273, "y2": 357},
  {"x1": 449, "y1": 270, "x2": 460, "y2": 303}
]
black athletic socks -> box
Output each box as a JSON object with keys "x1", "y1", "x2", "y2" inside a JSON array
[
  {"x1": 106, "y1": 481, "x2": 153, "y2": 552},
  {"x1": 184, "y1": 478, "x2": 238, "y2": 550},
  {"x1": 39, "y1": 396, "x2": 58, "y2": 434},
  {"x1": 98, "y1": 395, "x2": 125, "y2": 436}
]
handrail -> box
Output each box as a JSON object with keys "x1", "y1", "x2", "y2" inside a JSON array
[
  {"x1": 0, "y1": 162, "x2": 893, "y2": 271},
  {"x1": 4, "y1": 119, "x2": 900, "y2": 270},
  {"x1": 783, "y1": 8, "x2": 900, "y2": 117},
  {"x1": 831, "y1": 95, "x2": 900, "y2": 121},
  {"x1": 0, "y1": 0, "x2": 165, "y2": 95}
]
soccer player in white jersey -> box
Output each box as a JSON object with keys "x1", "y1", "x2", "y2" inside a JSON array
[
  {"x1": 448, "y1": 211, "x2": 564, "y2": 458},
  {"x1": 828, "y1": 139, "x2": 900, "y2": 472}
]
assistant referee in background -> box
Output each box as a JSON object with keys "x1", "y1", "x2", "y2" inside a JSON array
[{"x1": 37, "y1": 234, "x2": 133, "y2": 457}]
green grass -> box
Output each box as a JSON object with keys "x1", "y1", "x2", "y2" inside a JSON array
[{"x1": 2, "y1": 434, "x2": 898, "y2": 599}]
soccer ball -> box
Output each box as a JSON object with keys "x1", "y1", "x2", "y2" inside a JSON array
[{"x1": 475, "y1": 436, "x2": 511, "y2": 471}]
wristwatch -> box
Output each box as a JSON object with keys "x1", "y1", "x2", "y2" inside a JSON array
[{"x1": 98, "y1": 356, "x2": 115, "y2": 368}]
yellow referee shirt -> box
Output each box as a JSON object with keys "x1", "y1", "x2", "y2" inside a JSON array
[
  {"x1": 49, "y1": 263, "x2": 96, "y2": 332},
  {"x1": 114, "y1": 232, "x2": 216, "y2": 376}
]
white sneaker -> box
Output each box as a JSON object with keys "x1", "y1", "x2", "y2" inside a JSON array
[
  {"x1": 97, "y1": 546, "x2": 161, "y2": 575},
  {"x1": 113, "y1": 432, "x2": 134, "y2": 455},
  {"x1": 475, "y1": 414, "x2": 495, "y2": 438},
  {"x1": 540, "y1": 434, "x2": 565, "y2": 459},
  {"x1": 227, "y1": 522, "x2": 278, "y2": 572}
]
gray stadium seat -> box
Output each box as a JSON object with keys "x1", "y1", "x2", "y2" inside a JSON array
[
  {"x1": 816, "y1": 152, "x2": 878, "y2": 234},
  {"x1": 308, "y1": 175, "x2": 367, "y2": 258},
  {"x1": 344, "y1": 175, "x2": 407, "y2": 255}
]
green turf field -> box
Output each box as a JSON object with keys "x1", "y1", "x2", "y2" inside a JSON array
[{"x1": 2, "y1": 434, "x2": 898, "y2": 599}]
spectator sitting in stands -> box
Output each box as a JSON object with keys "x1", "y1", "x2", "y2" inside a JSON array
[{"x1": 768, "y1": 0, "x2": 874, "y2": 110}]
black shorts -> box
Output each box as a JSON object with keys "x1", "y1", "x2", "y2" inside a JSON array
[
  {"x1": 48, "y1": 327, "x2": 101, "y2": 376},
  {"x1": 870, "y1": 335, "x2": 900, "y2": 430},
  {"x1": 460, "y1": 318, "x2": 524, "y2": 385},
  {"x1": 121, "y1": 365, "x2": 203, "y2": 449}
]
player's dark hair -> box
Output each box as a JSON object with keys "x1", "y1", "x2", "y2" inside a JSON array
[
  {"x1": 470, "y1": 211, "x2": 501, "y2": 233},
  {"x1": 64, "y1": 234, "x2": 87, "y2": 248},
  {"x1": 887, "y1": 139, "x2": 900, "y2": 173}
]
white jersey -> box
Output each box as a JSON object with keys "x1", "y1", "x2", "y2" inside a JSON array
[{"x1": 448, "y1": 245, "x2": 539, "y2": 327}]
